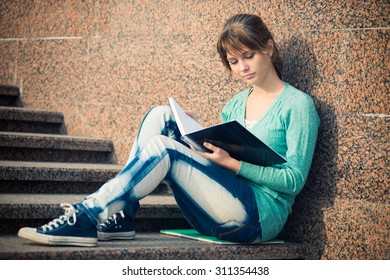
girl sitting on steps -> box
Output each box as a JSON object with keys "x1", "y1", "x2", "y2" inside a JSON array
[{"x1": 18, "y1": 13, "x2": 320, "y2": 246}]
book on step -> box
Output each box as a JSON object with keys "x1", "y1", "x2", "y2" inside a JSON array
[{"x1": 168, "y1": 97, "x2": 286, "y2": 166}]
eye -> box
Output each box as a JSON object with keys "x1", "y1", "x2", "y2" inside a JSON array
[
  {"x1": 228, "y1": 59, "x2": 238, "y2": 65},
  {"x1": 245, "y1": 52, "x2": 255, "y2": 59}
]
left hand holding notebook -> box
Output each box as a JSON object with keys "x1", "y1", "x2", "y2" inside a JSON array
[{"x1": 193, "y1": 141, "x2": 242, "y2": 172}]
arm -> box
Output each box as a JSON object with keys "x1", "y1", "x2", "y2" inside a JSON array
[{"x1": 237, "y1": 97, "x2": 320, "y2": 195}]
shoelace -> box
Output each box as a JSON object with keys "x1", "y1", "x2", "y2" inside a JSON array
[
  {"x1": 99, "y1": 210, "x2": 125, "y2": 228},
  {"x1": 40, "y1": 203, "x2": 79, "y2": 232}
]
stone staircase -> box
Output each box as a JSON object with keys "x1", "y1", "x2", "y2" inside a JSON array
[{"x1": 0, "y1": 85, "x2": 304, "y2": 259}]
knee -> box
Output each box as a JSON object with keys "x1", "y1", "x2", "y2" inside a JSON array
[
  {"x1": 146, "y1": 135, "x2": 184, "y2": 158},
  {"x1": 148, "y1": 105, "x2": 173, "y2": 120},
  {"x1": 149, "y1": 135, "x2": 175, "y2": 148}
]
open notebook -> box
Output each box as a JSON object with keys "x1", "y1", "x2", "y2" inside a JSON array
[{"x1": 168, "y1": 97, "x2": 286, "y2": 166}]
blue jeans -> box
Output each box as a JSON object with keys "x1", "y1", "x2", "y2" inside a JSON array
[{"x1": 81, "y1": 106, "x2": 261, "y2": 243}]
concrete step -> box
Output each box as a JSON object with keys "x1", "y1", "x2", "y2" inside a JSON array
[
  {"x1": 0, "y1": 160, "x2": 170, "y2": 194},
  {"x1": 0, "y1": 233, "x2": 305, "y2": 260},
  {"x1": 0, "y1": 85, "x2": 21, "y2": 107},
  {"x1": 0, "y1": 194, "x2": 186, "y2": 234},
  {"x1": 0, "y1": 132, "x2": 117, "y2": 163},
  {"x1": 0, "y1": 106, "x2": 66, "y2": 134},
  {"x1": 0, "y1": 160, "x2": 122, "y2": 193}
]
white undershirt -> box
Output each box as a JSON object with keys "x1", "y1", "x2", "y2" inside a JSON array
[
  {"x1": 245, "y1": 86, "x2": 258, "y2": 129},
  {"x1": 245, "y1": 119, "x2": 257, "y2": 129}
]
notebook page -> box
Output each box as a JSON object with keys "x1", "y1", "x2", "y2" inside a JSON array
[{"x1": 168, "y1": 97, "x2": 203, "y2": 135}]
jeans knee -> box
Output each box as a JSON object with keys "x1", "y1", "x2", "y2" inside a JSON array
[
  {"x1": 148, "y1": 105, "x2": 173, "y2": 119},
  {"x1": 147, "y1": 135, "x2": 175, "y2": 152}
]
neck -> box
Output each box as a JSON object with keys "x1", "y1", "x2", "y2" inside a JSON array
[{"x1": 251, "y1": 68, "x2": 284, "y2": 96}]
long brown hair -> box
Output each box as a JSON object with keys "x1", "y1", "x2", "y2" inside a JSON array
[{"x1": 217, "y1": 14, "x2": 283, "y2": 79}]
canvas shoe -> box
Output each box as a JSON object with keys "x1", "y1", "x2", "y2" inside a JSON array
[
  {"x1": 98, "y1": 210, "x2": 136, "y2": 241},
  {"x1": 18, "y1": 203, "x2": 97, "y2": 247}
]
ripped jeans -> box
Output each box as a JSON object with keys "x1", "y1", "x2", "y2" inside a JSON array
[{"x1": 81, "y1": 106, "x2": 261, "y2": 243}]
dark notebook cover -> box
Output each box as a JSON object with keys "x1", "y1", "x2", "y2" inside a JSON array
[{"x1": 183, "y1": 120, "x2": 286, "y2": 166}]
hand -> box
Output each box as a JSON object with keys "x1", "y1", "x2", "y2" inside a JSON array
[
  {"x1": 185, "y1": 111, "x2": 198, "y2": 121},
  {"x1": 195, "y1": 142, "x2": 241, "y2": 172}
]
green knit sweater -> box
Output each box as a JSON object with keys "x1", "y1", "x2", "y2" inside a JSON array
[{"x1": 221, "y1": 82, "x2": 320, "y2": 241}]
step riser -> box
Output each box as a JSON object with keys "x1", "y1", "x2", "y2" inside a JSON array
[
  {"x1": 0, "y1": 218, "x2": 189, "y2": 234},
  {"x1": 0, "y1": 181, "x2": 171, "y2": 194},
  {"x1": 0, "y1": 162, "x2": 170, "y2": 195},
  {"x1": 0, "y1": 132, "x2": 117, "y2": 163},
  {"x1": 0, "y1": 148, "x2": 116, "y2": 163},
  {"x1": 0, "y1": 181, "x2": 106, "y2": 194},
  {"x1": 0, "y1": 120, "x2": 66, "y2": 134},
  {"x1": 0, "y1": 96, "x2": 21, "y2": 107},
  {"x1": 0, "y1": 86, "x2": 21, "y2": 107},
  {"x1": 0, "y1": 216, "x2": 192, "y2": 234},
  {"x1": 0, "y1": 194, "x2": 180, "y2": 234}
]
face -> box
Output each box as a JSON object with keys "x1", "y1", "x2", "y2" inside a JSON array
[{"x1": 226, "y1": 48, "x2": 273, "y2": 86}]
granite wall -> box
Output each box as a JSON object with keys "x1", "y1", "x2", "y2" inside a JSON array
[{"x1": 0, "y1": 0, "x2": 388, "y2": 259}]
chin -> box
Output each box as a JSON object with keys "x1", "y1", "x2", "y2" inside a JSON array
[{"x1": 245, "y1": 79, "x2": 257, "y2": 86}]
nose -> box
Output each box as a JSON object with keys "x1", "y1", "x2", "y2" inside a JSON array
[{"x1": 239, "y1": 60, "x2": 249, "y2": 72}]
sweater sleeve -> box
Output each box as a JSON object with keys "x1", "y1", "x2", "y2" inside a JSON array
[{"x1": 237, "y1": 96, "x2": 320, "y2": 196}]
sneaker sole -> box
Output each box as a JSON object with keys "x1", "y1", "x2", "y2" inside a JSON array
[
  {"x1": 98, "y1": 231, "x2": 136, "y2": 241},
  {"x1": 18, "y1": 227, "x2": 98, "y2": 247}
]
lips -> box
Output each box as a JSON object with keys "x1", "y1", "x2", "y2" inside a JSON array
[{"x1": 243, "y1": 73, "x2": 255, "y2": 79}]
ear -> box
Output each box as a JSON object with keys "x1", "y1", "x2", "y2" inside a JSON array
[{"x1": 267, "y1": 39, "x2": 274, "y2": 57}]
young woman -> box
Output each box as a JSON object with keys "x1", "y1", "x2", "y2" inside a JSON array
[{"x1": 18, "y1": 14, "x2": 320, "y2": 246}]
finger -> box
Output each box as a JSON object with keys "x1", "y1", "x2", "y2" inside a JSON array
[
  {"x1": 185, "y1": 111, "x2": 197, "y2": 120},
  {"x1": 204, "y1": 142, "x2": 222, "y2": 154},
  {"x1": 203, "y1": 142, "x2": 214, "y2": 150}
]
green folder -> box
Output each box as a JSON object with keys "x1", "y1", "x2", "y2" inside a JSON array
[{"x1": 160, "y1": 229, "x2": 284, "y2": 245}]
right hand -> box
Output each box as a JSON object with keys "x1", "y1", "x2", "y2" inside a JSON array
[{"x1": 185, "y1": 111, "x2": 198, "y2": 121}]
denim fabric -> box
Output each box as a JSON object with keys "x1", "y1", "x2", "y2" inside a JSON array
[{"x1": 81, "y1": 106, "x2": 261, "y2": 243}]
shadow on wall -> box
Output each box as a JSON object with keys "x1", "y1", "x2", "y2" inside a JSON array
[{"x1": 276, "y1": 35, "x2": 338, "y2": 259}]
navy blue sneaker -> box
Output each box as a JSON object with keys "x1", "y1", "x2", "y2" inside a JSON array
[
  {"x1": 98, "y1": 210, "x2": 135, "y2": 241},
  {"x1": 18, "y1": 203, "x2": 97, "y2": 247}
]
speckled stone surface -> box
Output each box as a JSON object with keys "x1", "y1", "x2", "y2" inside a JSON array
[
  {"x1": 0, "y1": 106, "x2": 66, "y2": 133},
  {"x1": 0, "y1": 194, "x2": 180, "y2": 219},
  {"x1": 0, "y1": 0, "x2": 388, "y2": 260},
  {"x1": 343, "y1": 29, "x2": 389, "y2": 114},
  {"x1": 0, "y1": 132, "x2": 114, "y2": 151},
  {"x1": 0, "y1": 41, "x2": 17, "y2": 85},
  {"x1": 0, "y1": 107, "x2": 63, "y2": 123},
  {"x1": 0, "y1": 233, "x2": 304, "y2": 260},
  {"x1": 279, "y1": 196, "x2": 390, "y2": 260},
  {"x1": 0, "y1": 194, "x2": 184, "y2": 234},
  {"x1": 267, "y1": 0, "x2": 389, "y2": 31},
  {"x1": 17, "y1": 39, "x2": 88, "y2": 105},
  {"x1": 0, "y1": 1, "x2": 29, "y2": 38},
  {"x1": 0, "y1": 132, "x2": 117, "y2": 163},
  {"x1": 0, "y1": 161, "x2": 122, "y2": 182},
  {"x1": 303, "y1": 114, "x2": 389, "y2": 202}
]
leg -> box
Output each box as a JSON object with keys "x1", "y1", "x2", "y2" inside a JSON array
[
  {"x1": 18, "y1": 112, "x2": 260, "y2": 245},
  {"x1": 18, "y1": 106, "x2": 183, "y2": 246},
  {"x1": 82, "y1": 135, "x2": 260, "y2": 243},
  {"x1": 164, "y1": 149, "x2": 261, "y2": 243},
  {"x1": 126, "y1": 105, "x2": 183, "y2": 165}
]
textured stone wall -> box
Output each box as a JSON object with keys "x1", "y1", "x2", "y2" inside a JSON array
[{"x1": 0, "y1": 0, "x2": 388, "y2": 259}]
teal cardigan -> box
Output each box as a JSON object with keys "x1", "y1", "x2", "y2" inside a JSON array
[{"x1": 221, "y1": 82, "x2": 320, "y2": 241}]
